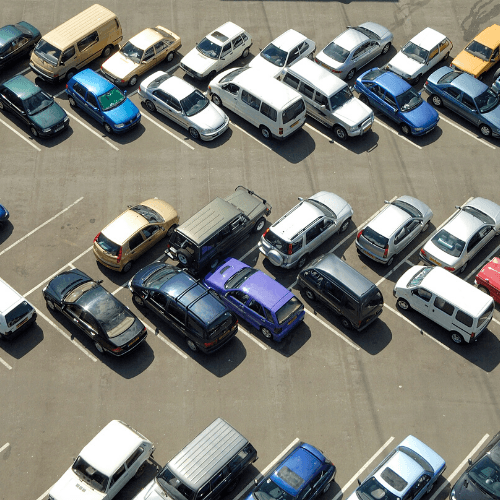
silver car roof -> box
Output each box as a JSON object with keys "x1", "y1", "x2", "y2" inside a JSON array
[{"x1": 367, "y1": 205, "x2": 411, "y2": 239}]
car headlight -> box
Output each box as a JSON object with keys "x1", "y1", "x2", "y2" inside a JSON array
[
  {"x1": 42, "y1": 127, "x2": 51, "y2": 133},
  {"x1": 136, "y1": 112, "x2": 141, "y2": 119},
  {"x1": 115, "y1": 123, "x2": 125, "y2": 128},
  {"x1": 64, "y1": 115, "x2": 69, "y2": 122},
  {"x1": 450, "y1": 489, "x2": 456, "y2": 500}
]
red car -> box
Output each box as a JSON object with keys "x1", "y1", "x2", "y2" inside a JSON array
[{"x1": 476, "y1": 257, "x2": 500, "y2": 303}]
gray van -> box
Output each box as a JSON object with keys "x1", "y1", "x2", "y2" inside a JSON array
[
  {"x1": 297, "y1": 253, "x2": 384, "y2": 330},
  {"x1": 132, "y1": 418, "x2": 258, "y2": 500}
]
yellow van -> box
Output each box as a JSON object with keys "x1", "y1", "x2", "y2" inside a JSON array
[{"x1": 30, "y1": 4, "x2": 122, "y2": 83}]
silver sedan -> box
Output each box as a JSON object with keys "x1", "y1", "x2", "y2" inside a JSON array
[
  {"x1": 420, "y1": 197, "x2": 500, "y2": 274},
  {"x1": 315, "y1": 22, "x2": 393, "y2": 81},
  {"x1": 356, "y1": 196, "x2": 433, "y2": 266},
  {"x1": 138, "y1": 71, "x2": 229, "y2": 141}
]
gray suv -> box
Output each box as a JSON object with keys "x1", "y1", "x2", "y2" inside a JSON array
[{"x1": 258, "y1": 191, "x2": 353, "y2": 269}]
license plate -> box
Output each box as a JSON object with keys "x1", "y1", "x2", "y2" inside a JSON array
[
  {"x1": 319, "y1": 62, "x2": 330, "y2": 71},
  {"x1": 54, "y1": 124, "x2": 64, "y2": 132},
  {"x1": 290, "y1": 120, "x2": 299, "y2": 128},
  {"x1": 429, "y1": 256, "x2": 441, "y2": 266},
  {"x1": 16, "y1": 316, "x2": 30, "y2": 329},
  {"x1": 128, "y1": 337, "x2": 140, "y2": 347},
  {"x1": 288, "y1": 315, "x2": 297, "y2": 326},
  {"x1": 363, "y1": 124, "x2": 372, "y2": 132}
]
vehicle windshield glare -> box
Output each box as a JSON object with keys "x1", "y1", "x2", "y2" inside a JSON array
[
  {"x1": 430, "y1": 229, "x2": 465, "y2": 257},
  {"x1": 407, "y1": 267, "x2": 432, "y2": 287},
  {"x1": 144, "y1": 267, "x2": 177, "y2": 288},
  {"x1": 396, "y1": 88, "x2": 422, "y2": 112},
  {"x1": 260, "y1": 43, "x2": 288, "y2": 67},
  {"x1": 437, "y1": 72, "x2": 461, "y2": 84},
  {"x1": 330, "y1": 86, "x2": 353, "y2": 110},
  {"x1": 254, "y1": 478, "x2": 294, "y2": 500},
  {"x1": 224, "y1": 267, "x2": 258, "y2": 289},
  {"x1": 392, "y1": 200, "x2": 422, "y2": 218},
  {"x1": 353, "y1": 26, "x2": 380, "y2": 40},
  {"x1": 468, "y1": 455, "x2": 500, "y2": 498},
  {"x1": 120, "y1": 42, "x2": 144, "y2": 64},
  {"x1": 462, "y1": 206, "x2": 496, "y2": 225},
  {"x1": 98, "y1": 87, "x2": 126, "y2": 111},
  {"x1": 34, "y1": 39, "x2": 60, "y2": 66},
  {"x1": 402, "y1": 42, "x2": 428, "y2": 63},
  {"x1": 196, "y1": 37, "x2": 222, "y2": 59},
  {"x1": 474, "y1": 88, "x2": 500, "y2": 113},
  {"x1": 220, "y1": 67, "x2": 248, "y2": 83},
  {"x1": 276, "y1": 297, "x2": 303, "y2": 325},
  {"x1": 181, "y1": 90, "x2": 209, "y2": 117},
  {"x1": 465, "y1": 40, "x2": 493, "y2": 62},
  {"x1": 323, "y1": 41, "x2": 350, "y2": 63},
  {"x1": 72, "y1": 456, "x2": 108, "y2": 493},
  {"x1": 356, "y1": 477, "x2": 400, "y2": 500},
  {"x1": 24, "y1": 91, "x2": 53, "y2": 115},
  {"x1": 130, "y1": 204, "x2": 164, "y2": 223}
]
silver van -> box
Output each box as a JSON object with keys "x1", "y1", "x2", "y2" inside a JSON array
[
  {"x1": 132, "y1": 418, "x2": 258, "y2": 500},
  {"x1": 277, "y1": 58, "x2": 373, "y2": 140}
]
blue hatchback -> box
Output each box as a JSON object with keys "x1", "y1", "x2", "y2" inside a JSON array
[
  {"x1": 66, "y1": 69, "x2": 141, "y2": 134},
  {"x1": 355, "y1": 67, "x2": 439, "y2": 136},
  {"x1": 243, "y1": 442, "x2": 336, "y2": 500}
]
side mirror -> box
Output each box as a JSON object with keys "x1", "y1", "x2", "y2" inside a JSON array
[
  {"x1": 468, "y1": 458, "x2": 472, "y2": 465},
  {"x1": 298, "y1": 197, "x2": 304, "y2": 201},
  {"x1": 254, "y1": 479, "x2": 259, "y2": 485},
  {"x1": 123, "y1": 89, "x2": 127, "y2": 95},
  {"x1": 384, "y1": 200, "x2": 390, "y2": 204},
  {"x1": 96, "y1": 279, "x2": 103, "y2": 284},
  {"x1": 357, "y1": 479, "x2": 361, "y2": 486},
  {"x1": 455, "y1": 205, "x2": 461, "y2": 210}
]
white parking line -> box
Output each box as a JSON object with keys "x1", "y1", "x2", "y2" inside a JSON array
[
  {"x1": 333, "y1": 436, "x2": 395, "y2": 500},
  {"x1": 304, "y1": 123, "x2": 348, "y2": 151},
  {"x1": 374, "y1": 118, "x2": 422, "y2": 149},
  {"x1": 233, "y1": 438, "x2": 301, "y2": 500},
  {"x1": 16, "y1": 67, "x2": 31, "y2": 76},
  {"x1": 0, "y1": 442, "x2": 9, "y2": 453},
  {"x1": 438, "y1": 114, "x2": 496, "y2": 150},
  {"x1": 0, "y1": 356, "x2": 12, "y2": 370},
  {"x1": 385, "y1": 304, "x2": 450, "y2": 350},
  {"x1": 0, "y1": 197, "x2": 84, "y2": 258},
  {"x1": 36, "y1": 487, "x2": 52, "y2": 500},
  {"x1": 492, "y1": 317, "x2": 500, "y2": 327},
  {"x1": 230, "y1": 121, "x2": 273, "y2": 151},
  {"x1": 144, "y1": 323, "x2": 188, "y2": 359},
  {"x1": 428, "y1": 434, "x2": 490, "y2": 500},
  {"x1": 53, "y1": 89, "x2": 66, "y2": 98},
  {"x1": 141, "y1": 113, "x2": 195, "y2": 150},
  {"x1": 238, "y1": 324, "x2": 267, "y2": 350},
  {"x1": 36, "y1": 307, "x2": 98, "y2": 362},
  {"x1": 0, "y1": 118, "x2": 41, "y2": 151},
  {"x1": 65, "y1": 111, "x2": 119, "y2": 151}
]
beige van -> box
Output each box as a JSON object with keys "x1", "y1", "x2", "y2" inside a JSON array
[{"x1": 30, "y1": 4, "x2": 122, "y2": 83}]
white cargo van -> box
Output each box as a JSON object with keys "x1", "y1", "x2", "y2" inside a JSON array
[
  {"x1": 0, "y1": 278, "x2": 37, "y2": 339},
  {"x1": 208, "y1": 66, "x2": 306, "y2": 139},
  {"x1": 393, "y1": 265, "x2": 494, "y2": 344}
]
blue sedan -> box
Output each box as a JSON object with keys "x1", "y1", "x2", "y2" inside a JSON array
[
  {"x1": 355, "y1": 67, "x2": 439, "y2": 136},
  {"x1": 425, "y1": 66, "x2": 500, "y2": 137},
  {"x1": 0, "y1": 203, "x2": 9, "y2": 227},
  {"x1": 346, "y1": 435, "x2": 446, "y2": 500},
  {"x1": 66, "y1": 69, "x2": 141, "y2": 134}
]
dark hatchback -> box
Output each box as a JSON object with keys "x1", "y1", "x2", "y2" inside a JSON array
[
  {"x1": 0, "y1": 75, "x2": 69, "y2": 138},
  {"x1": 42, "y1": 269, "x2": 147, "y2": 356},
  {"x1": 450, "y1": 432, "x2": 500, "y2": 500},
  {"x1": 0, "y1": 21, "x2": 41, "y2": 69},
  {"x1": 129, "y1": 262, "x2": 238, "y2": 353},
  {"x1": 0, "y1": 203, "x2": 9, "y2": 226}
]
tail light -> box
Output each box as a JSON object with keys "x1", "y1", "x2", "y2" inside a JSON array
[
  {"x1": 470, "y1": 332, "x2": 475, "y2": 339},
  {"x1": 263, "y1": 228, "x2": 270, "y2": 238},
  {"x1": 425, "y1": 81, "x2": 429, "y2": 86},
  {"x1": 112, "y1": 346, "x2": 123, "y2": 353},
  {"x1": 94, "y1": 232, "x2": 100, "y2": 243},
  {"x1": 444, "y1": 267, "x2": 455, "y2": 272},
  {"x1": 287, "y1": 244, "x2": 293, "y2": 255},
  {"x1": 357, "y1": 229, "x2": 363, "y2": 240},
  {"x1": 65, "y1": 84, "x2": 68, "y2": 89},
  {"x1": 204, "y1": 340, "x2": 216, "y2": 348},
  {"x1": 383, "y1": 246, "x2": 389, "y2": 258},
  {"x1": 117, "y1": 246, "x2": 123, "y2": 263},
  {"x1": 208, "y1": 85, "x2": 211, "y2": 91},
  {"x1": 279, "y1": 128, "x2": 283, "y2": 135},
  {"x1": 420, "y1": 249, "x2": 426, "y2": 257}
]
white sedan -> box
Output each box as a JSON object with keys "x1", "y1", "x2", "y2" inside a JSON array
[{"x1": 138, "y1": 71, "x2": 229, "y2": 141}]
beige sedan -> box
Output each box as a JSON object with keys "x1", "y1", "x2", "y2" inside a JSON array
[
  {"x1": 93, "y1": 199, "x2": 179, "y2": 273},
  {"x1": 101, "y1": 26, "x2": 181, "y2": 87}
]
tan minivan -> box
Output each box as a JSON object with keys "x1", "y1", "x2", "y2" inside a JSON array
[{"x1": 30, "y1": 4, "x2": 122, "y2": 83}]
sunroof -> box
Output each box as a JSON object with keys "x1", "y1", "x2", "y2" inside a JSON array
[{"x1": 380, "y1": 467, "x2": 407, "y2": 491}]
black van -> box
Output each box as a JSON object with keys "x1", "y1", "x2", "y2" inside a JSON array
[
  {"x1": 297, "y1": 253, "x2": 383, "y2": 330},
  {"x1": 135, "y1": 418, "x2": 258, "y2": 500}
]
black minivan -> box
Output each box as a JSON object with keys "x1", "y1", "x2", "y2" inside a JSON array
[{"x1": 297, "y1": 253, "x2": 383, "y2": 330}]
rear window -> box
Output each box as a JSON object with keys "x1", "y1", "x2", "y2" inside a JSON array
[
  {"x1": 5, "y1": 301, "x2": 33, "y2": 328},
  {"x1": 322, "y1": 42, "x2": 350, "y2": 63},
  {"x1": 437, "y1": 71, "x2": 460, "y2": 84},
  {"x1": 455, "y1": 310, "x2": 473, "y2": 327},
  {"x1": 276, "y1": 297, "x2": 303, "y2": 325},
  {"x1": 361, "y1": 290, "x2": 383, "y2": 316},
  {"x1": 96, "y1": 233, "x2": 120, "y2": 256},
  {"x1": 208, "y1": 311, "x2": 235, "y2": 338},
  {"x1": 478, "y1": 302, "x2": 494, "y2": 328},
  {"x1": 430, "y1": 230, "x2": 465, "y2": 257},
  {"x1": 362, "y1": 227, "x2": 388, "y2": 248},
  {"x1": 282, "y1": 99, "x2": 305, "y2": 124}
]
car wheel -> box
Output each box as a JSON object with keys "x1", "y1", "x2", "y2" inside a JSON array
[
  {"x1": 413, "y1": 74, "x2": 421, "y2": 84},
  {"x1": 478, "y1": 285, "x2": 490, "y2": 295},
  {"x1": 210, "y1": 258, "x2": 219, "y2": 270},
  {"x1": 397, "y1": 298, "x2": 410, "y2": 310},
  {"x1": 207, "y1": 70, "x2": 217, "y2": 81},
  {"x1": 400, "y1": 123, "x2": 411, "y2": 135},
  {"x1": 495, "y1": 67, "x2": 500, "y2": 80},
  {"x1": 66, "y1": 70, "x2": 76, "y2": 81},
  {"x1": 305, "y1": 288, "x2": 316, "y2": 301},
  {"x1": 177, "y1": 249, "x2": 192, "y2": 266},
  {"x1": 128, "y1": 75, "x2": 138, "y2": 87},
  {"x1": 421, "y1": 222, "x2": 429, "y2": 233},
  {"x1": 443, "y1": 51, "x2": 450, "y2": 61},
  {"x1": 104, "y1": 123, "x2": 113, "y2": 134},
  {"x1": 359, "y1": 94, "x2": 369, "y2": 105},
  {"x1": 212, "y1": 94, "x2": 222, "y2": 107},
  {"x1": 261, "y1": 327, "x2": 273, "y2": 340},
  {"x1": 451, "y1": 332, "x2": 464, "y2": 344},
  {"x1": 334, "y1": 125, "x2": 348, "y2": 141},
  {"x1": 132, "y1": 294, "x2": 145, "y2": 307},
  {"x1": 186, "y1": 338, "x2": 198, "y2": 352},
  {"x1": 427, "y1": 482, "x2": 435, "y2": 494},
  {"x1": 340, "y1": 316, "x2": 352, "y2": 329},
  {"x1": 431, "y1": 94, "x2": 443, "y2": 107},
  {"x1": 122, "y1": 261, "x2": 132, "y2": 273},
  {"x1": 135, "y1": 463, "x2": 146, "y2": 478},
  {"x1": 480, "y1": 124, "x2": 492, "y2": 137},
  {"x1": 382, "y1": 42, "x2": 391, "y2": 54},
  {"x1": 386, "y1": 255, "x2": 394, "y2": 266},
  {"x1": 0, "y1": 101, "x2": 4, "y2": 110},
  {"x1": 102, "y1": 45, "x2": 113, "y2": 58},
  {"x1": 322, "y1": 482, "x2": 332, "y2": 495},
  {"x1": 189, "y1": 127, "x2": 200, "y2": 140},
  {"x1": 253, "y1": 217, "x2": 266, "y2": 233},
  {"x1": 346, "y1": 68, "x2": 356, "y2": 81},
  {"x1": 145, "y1": 100, "x2": 156, "y2": 112},
  {"x1": 46, "y1": 299, "x2": 56, "y2": 311},
  {"x1": 166, "y1": 223, "x2": 178, "y2": 237},
  {"x1": 94, "y1": 342, "x2": 104, "y2": 354},
  {"x1": 30, "y1": 126, "x2": 39, "y2": 137},
  {"x1": 242, "y1": 47, "x2": 250, "y2": 58},
  {"x1": 459, "y1": 262, "x2": 468, "y2": 274},
  {"x1": 296, "y1": 254, "x2": 308, "y2": 269},
  {"x1": 339, "y1": 217, "x2": 351, "y2": 233},
  {"x1": 68, "y1": 96, "x2": 77, "y2": 107},
  {"x1": 226, "y1": 480, "x2": 239, "y2": 493},
  {"x1": 260, "y1": 126, "x2": 271, "y2": 139},
  {"x1": 167, "y1": 51, "x2": 175, "y2": 63}
]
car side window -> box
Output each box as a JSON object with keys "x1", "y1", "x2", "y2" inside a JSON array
[
  {"x1": 283, "y1": 73, "x2": 300, "y2": 89},
  {"x1": 7, "y1": 91, "x2": 22, "y2": 109},
  {"x1": 198, "y1": 483, "x2": 211, "y2": 499},
  {"x1": 428, "y1": 45, "x2": 439, "y2": 61},
  {"x1": 154, "y1": 40, "x2": 167, "y2": 53},
  {"x1": 353, "y1": 42, "x2": 369, "y2": 58},
  {"x1": 299, "y1": 81, "x2": 315, "y2": 99},
  {"x1": 461, "y1": 93, "x2": 476, "y2": 111},
  {"x1": 241, "y1": 90, "x2": 261, "y2": 110},
  {"x1": 439, "y1": 39, "x2": 450, "y2": 52},
  {"x1": 227, "y1": 290, "x2": 249, "y2": 304},
  {"x1": 143, "y1": 46, "x2": 155, "y2": 62},
  {"x1": 260, "y1": 102, "x2": 277, "y2": 122},
  {"x1": 233, "y1": 36, "x2": 243, "y2": 49},
  {"x1": 384, "y1": 92, "x2": 397, "y2": 107},
  {"x1": 323, "y1": 280, "x2": 343, "y2": 302},
  {"x1": 168, "y1": 300, "x2": 186, "y2": 323},
  {"x1": 434, "y1": 296, "x2": 454, "y2": 315},
  {"x1": 150, "y1": 291, "x2": 167, "y2": 310},
  {"x1": 126, "y1": 447, "x2": 144, "y2": 469},
  {"x1": 314, "y1": 91, "x2": 328, "y2": 106},
  {"x1": 61, "y1": 46, "x2": 76, "y2": 63},
  {"x1": 73, "y1": 82, "x2": 87, "y2": 99},
  {"x1": 110, "y1": 464, "x2": 126, "y2": 486},
  {"x1": 143, "y1": 225, "x2": 161, "y2": 239},
  {"x1": 456, "y1": 310, "x2": 473, "y2": 327},
  {"x1": 299, "y1": 41, "x2": 310, "y2": 54},
  {"x1": 153, "y1": 90, "x2": 169, "y2": 104},
  {"x1": 248, "y1": 299, "x2": 265, "y2": 317},
  {"x1": 414, "y1": 288, "x2": 432, "y2": 302},
  {"x1": 80, "y1": 311, "x2": 99, "y2": 332},
  {"x1": 444, "y1": 87, "x2": 460, "y2": 100},
  {"x1": 406, "y1": 220, "x2": 420, "y2": 233},
  {"x1": 492, "y1": 47, "x2": 499, "y2": 61},
  {"x1": 66, "y1": 304, "x2": 83, "y2": 318},
  {"x1": 223, "y1": 83, "x2": 240, "y2": 95},
  {"x1": 306, "y1": 222, "x2": 322, "y2": 244},
  {"x1": 264, "y1": 307, "x2": 274, "y2": 322},
  {"x1": 187, "y1": 316, "x2": 205, "y2": 338},
  {"x1": 287, "y1": 47, "x2": 301, "y2": 65},
  {"x1": 87, "y1": 93, "x2": 99, "y2": 108},
  {"x1": 77, "y1": 31, "x2": 99, "y2": 52},
  {"x1": 129, "y1": 232, "x2": 145, "y2": 250},
  {"x1": 221, "y1": 42, "x2": 232, "y2": 58},
  {"x1": 394, "y1": 227, "x2": 407, "y2": 244}
]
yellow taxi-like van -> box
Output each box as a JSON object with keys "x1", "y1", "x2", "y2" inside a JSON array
[{"x1": 30, "y1": 4, "x2": 122, "y2": 83}]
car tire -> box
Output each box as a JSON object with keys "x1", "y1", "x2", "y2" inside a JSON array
[
  {"x1": 346, "y1": 68, "x2": 356, "y2": 81},
  {"x1": 177, "y1": 249, "x2": 193, "y2": 266},
  {"x1": 359, "y1": 94, "x2": 369, "y2": 105},
  {"x1": 66, "y1": 70, "x2": 76, "y2": 81},
  {"x1": 339, "y1": 217, "x2": 351, "y2": 233},
  {"x1": 334, "y1": 125, "x2": 348, "y2": 141},
  {"x1": 422, "y1": 222, "x2": 429, "y2": 233},
  {"x1": 94, "y1": 342, "x2": 104, "y2": 354},
  {"x1": 478, "y1": 285, "x2": 490, "y2": 295},
  {"x1": 135, "y1": 463, "x2": 146, "y2": 478},
  {"x1": 413, "y1": 74, "x2": 421, "y2": 84},
  {"x1": 186, "y1": 338, "x2": 198, "y2": 351},
  {"x1": 494, "y1": 67, "x2": 500, "y2": 80},
  {"x1": 253, "y1": 217, "x2": 266, "y2": 233},
  {"x1": 122, "y1": 261, "x2": 132, "y2": 273},
  {"x1": 322, "y1": 482, "x2": 332, "y2": 495},
  {"x1": 167, "y1": 51, "x2": 175, "y2": 63},
  {"x1": 431, "y1": 94, "x2": 443, "y2": 107},
  {"x1": 261, "y1": 327, "x2": 273, "y2": 340},
  {"x1": 386, "y1": 255, "x2": 394, "y2": 266},
  {"x1": 132, "y1": 294, "x2": 145, "y2": 307},
  {"x1": 459, "y1": 262, "x2": 467, "y2": 273},
  {"x1": 210, "y1": 258, "x2": 219, "y2": 270},
  {"x1": 400, "y1": 123, "x2": 411, "y2": 135},
  {"x1": 30, "y1": 126, "x2": 39, "y2": 137},
  {"x1": 226, "y1": 480, "x2": 239, "y2": 493},
  {"x1": 451, "y1": 332, "x2": 464, "y2": 344},
  {"x1": 145, "y1": 100, "x2": 156, "y2": 112},
  {"x1": 102, "y1": 45, "x2": 113, "y2": 58},
  {"x1": 128, "y1": 75, "x2": 138, "y2": 87},
  {"x1": 382, "y1": 42, "x2": 391, "y2": 54},
  {"x1": 260, "y1": 125, "x2": 271, "y2": 139},
  {"x1": 397, "y1": 298, "x2": 410, "y2": 310},
  {"x1": 340, "y1": 316, "x2": 352, "y2": 329},
  {"x1": 189, "y1": 127, "x2": 200, "y2": 140},
  {"x1": 68, "y1": 96, "x2": 77, "y2": 107},
  {"x1": 242, "y1": 48, "x2": 250, "y2": 58},
  {"x1": 207, "y1": 70, "x2": 217, "y2": 81},
  {"x1": 104, "y1": 123, "x2": 113, "y2": 134},
  {"x1": 46, "y1": 300, "x2": 56, "y2": 311},
  {"x1": 0, "y1": 101, "x2": 4, "y2": 110},
  {"x1": 304, "y1": 288, "x2": 316, "y2": 301},
  {"x1": 296, "y1": 254, "x2": 308, "y2": 269},
  {"x1": 166, "y1": 223, "x2": 178, "y2": 237},
  {"x1": 480, "y1": 124, "x2": 492, "y2": 137},
  {"x1": 212, "y1": 94, "x2": 222, "y2": 107}
]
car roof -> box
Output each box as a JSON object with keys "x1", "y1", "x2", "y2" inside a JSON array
[
  {"x1": 270, "y1": 29, "x2": 307, "y2": 51},
  {"x1": 0, "y1": 278, "x2": 26, "y2": 315},
  {"x1": 3, "y1": 75, "x2": 40, "y2": 99},
  {"x1": 72, "y1": 68, "x2": 114, "y2": 96},
  {"x1": 335, "y1": 27, "x2": 367, "y2": 51},
  {"x1": 102, "y1": 210, "x2": 149, "y2": 245},
  {"x1": 159, "y1": 75, "x2": 197, "y2": 100},
  {"x1": 287, "y1": 58, "x2": 347, "y2": 96},
  {"x1": 128, "y1": 27, "x2": 165, "y2": 50},
  {"x1": 271, "y1": 200, "x2": 326, "y2": 241},
  {"x1": 474, "y1": 24, "x2": 500, "y2": 49},
  {"x1": 0, "y1": 24, "x2": 22, "y2": 45},
  {"x1": 375, "y1": 70, "x2": 411, "y2": 95},
  {"x1": 241, "y1": 270, "x2": 293, "y2": 311},
  {"x1": 209, "y1": 21, "x2": 245, "y2": 41},
  {"x1": 410, "y1": 27, "x2": 447, "y2": 51},
  {"x1": 452, "y1": 72, "x2": 488, "y2": 98},
  {"x1": 445, "y1": 209, "x2": 486, "y2": 239},
  {"x1": 375, "y1": 450, "x2": 423, "y2": 496},
  {"x1": 367, "y1": 204, "x2": 411, "y2": 238},
  {"x1": 478, "y1": 257, "x2": 500, "y2": 290}
]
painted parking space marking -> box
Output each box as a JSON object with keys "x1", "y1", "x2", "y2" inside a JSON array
[
  {"x1": 428, "y1": 434, "x2": 490, "y2": 500},
  {"x1": 333, "y1": 436, "x2": 395, "y2": 500},
  {"x1": 304, "y1": 123, "x2": 348, "y2": 151},
  {"x1": 64, "y1": 111, "x2": 119, "y2": 151},
  {"x1": 36, "y1": 486, "x2": 52, "y2": 500},
  {"x1": 144, "y1": 323, "x2": 188, "y2": 359},
  {"x1": 0, "y1": 356, "x2": 13, "y2": 370},
  {"x1": 0, "y1": 442, "x2": 9, "y2": 453},
  {"x1": 238, "y1": 324, "x2": 267, "y2": 350},
  {"x1": 229, "y1": 121, "x2": 273, "y2": 151},
  {"x1": 374, "y1": 118, "x2": 422, "y2": 149},
  {"x1": 0, "y1": 197, "x2": 84, "y2": 258},
  {"x1": 0, "y1": 118, "x2": 41, "y2": 151},
  {"x1": 141, "y1": 113, "x2": 195, "y2": 150},
  {"x1": 438, "y1": 114, "x2": 496, "y2": 150}
]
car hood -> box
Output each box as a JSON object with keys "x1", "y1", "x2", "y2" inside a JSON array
[
  {"x1": 309, "y1": 191, "x2": 353, "y2": 219},
  {"x1": 101, "y1": 52, "x2": 139, "y2": 80},
  {"x1": 30, "y1": 101, "x2": 67, "y2": 129},
  {"x1": 403, "y1": 101, "x2": 439, "y2": 128},
  {"x1": 248, "y1": 55, "x2": 282, "y2": 77},
  {"x1": 451, "y1": 473, "x2": 489, "y2": 500},
  {"x1": 103, "y1": 98, "x2": 139, "y2": 124},
  {"x1": 452, "y1": 51, "x2": 489, "y2": 77},
  {"x1": 333, "y1": 97, "x2": 373, "y2": 126},
  {"x1": 181, "y1": 48, "x2": 217, "y2": 75},
  {"x1": 49, "y1": 468, "x2": 105, "y2": 500},
  {"x1": 477, "y1": 257, "x2": 500, "y2": 290},
  {"x1": 45, "y1": 269, "x2": 92, "y2": 301},
  {"x1": 388, "y1": 52, "x2": 423, "y2": 78},
  {"x1": 189, "y1": 102, "x2": 227, "y2": 131}
]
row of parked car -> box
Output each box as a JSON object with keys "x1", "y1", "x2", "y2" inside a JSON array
[
  {"x1": 45, "y1": 416, "x2": 500, "y2": 500},
  {"x1": 1, "y1": 5, "x2": 500, "y2": 141}
]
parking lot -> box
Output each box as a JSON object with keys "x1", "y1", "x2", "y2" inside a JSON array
[{"x1": 2, "y1": 1, "x2": 500, "y2": 499}]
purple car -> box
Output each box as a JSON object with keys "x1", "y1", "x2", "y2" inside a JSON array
[{"x1": 203, "y1": 258, "x2": 305, "y2": 341}]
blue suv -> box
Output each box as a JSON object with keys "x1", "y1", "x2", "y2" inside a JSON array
[
  {"x1": 66, "y1": 69, "x2": 141, "y2": 134},
  {"x1": 243, "y1": 442, "x2": 336, "y2": 500}
]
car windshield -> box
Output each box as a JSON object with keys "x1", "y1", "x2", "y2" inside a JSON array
[
  {"x1": 130, "y1": 204, "x2": 164, "y2": 223},
  {"x1": 95, "y1": 293, "x2": 136, "y2": 338},
  {"x1": 72, "y1": 456, "x2": 108, "y2": 493},
  {"x1": 462, "y1": 206, "x2": 496, "y2": 225},
  {"x1": 306, "y1": 199, "x2": 336, "y2": 218},
  {"x1": 465, "y1": 40, "x2": 493, "y2": 62},
  {"x1": 323, "y1": 41, "x2": 350, "y2": 63},
  {"x1": 396, "y1": 88, "x2": 423, "y2": 112},
  {"x1": 438, "y1": 71, "x2": 461, "y2": 84},
  {"x1": 353, "y1": 26, "x2": 381, "y2": 40},
  {"x1": 98, "y1": 87, "x2": 126, "y2": 111},
  {"x1": 181, "y1": 90, "x2": 209, "y2": 117},
  {"x1": 392, "y1": 200, "x2": 422, "y2": 218},
  {"x1": 196, "y1": 37, "x2": 221, "y2": 59},
  {"x1": 120, "y1": 41, "x2": 144, "y2": 64},
  {"x1": 158, "y1": 467, "x2": 195, "y2": 500},
  {"x1": 224, "y1": 267, "x2": 258, "y2": 289},
  {"x1": 276, "y1": 297, "x2": 303, "y2": 325},
  {"x1": 402, "y1": 42, "x2": 429, "y2": 63},
  {"x1": 144, "y1": 267, "x2": 178, "y2": 288},
  {"x1": 23, "y1": 91, "x2": 53, "y2": 115},
  {"x1": 356, "y1": 477, "x2": 400, "y2": 500},
  {"x1": 330, "y1": 86, "x2": 354, "y2": 110},
  {"x1": 430, "y1": 229, "x2": 465, "y2": 257},
  {"x1": 5, "y1": 301, "x2": 33, "y2": 328},
  {"x1": 475, "y1": 88, "x2": 500, "y2": 113},
  {"x1": 407, "y1": 266, "x2": 433, "y2": 287},
  {"x1": 254, "y1": 479, "x2": 294, "y2": 500},
  {"x1": 468, "y1": 455, "x2": 500, "y2": 499},
  {"x1": 34, "y1": 39, "x2": 60, "y2": 66},
  {"x1": 362, "y1": 226, "x2": 388, "y2": 248},
  {"x1": 220, "y1": 67, "x2": 248, "y2": 83},
  {"x1": 260, "y1": 43, "x2": 288, "y2": 67}
]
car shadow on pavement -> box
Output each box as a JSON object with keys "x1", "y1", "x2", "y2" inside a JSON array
[
  {"x1": 0, "y1": 321, "x2": 43, "y2": 359},
  {"x1": 0, "y1": 220, "x2": 14, "y2": 245}
]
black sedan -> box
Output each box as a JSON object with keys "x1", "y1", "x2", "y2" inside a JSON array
[
  {"x1": 42, "y1": 269, "x2": 147, "y2": 356},
  {"x1": 450, "y1": 432, "x2": 500, "y2": 500},
  {"x1": 0, "y1": 21, "x2": 41, "y2": 69}
]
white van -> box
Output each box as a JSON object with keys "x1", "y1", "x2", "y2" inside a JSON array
[
  {"x1": 277, "y1": 58, "x2": 374, "y2": 141},
  {"x1": 0, "y1": 278, "x2": 37, "y2": 339},
  {"x1": 208, "y1": 66, "x2": 306, "y2": 139},
  {"x1": 393, "y1": 265, "x2": 494, "y2": 344}
]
